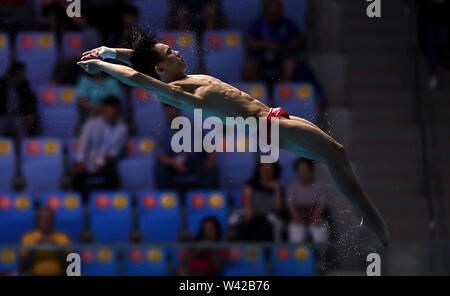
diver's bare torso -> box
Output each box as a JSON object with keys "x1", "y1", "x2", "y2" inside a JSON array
[{"x1": 160, "y1": 74, "x2": 270, "y2": 122}]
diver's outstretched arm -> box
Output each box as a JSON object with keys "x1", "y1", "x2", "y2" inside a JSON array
[
  {"x1": 81, "y1": 46, "x2": 134, "y2": 66},
  {"x1": 77, "y1": 59, "x2": 201, "y2": 107}
]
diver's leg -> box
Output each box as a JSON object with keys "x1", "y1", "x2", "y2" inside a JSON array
[{"x1": 277, "y1": 116, "x2": 389, "y2": 245}]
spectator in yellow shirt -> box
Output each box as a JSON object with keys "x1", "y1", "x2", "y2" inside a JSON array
[{"x1": 20, "y1": 208, "x2": 72, "y2": 276}]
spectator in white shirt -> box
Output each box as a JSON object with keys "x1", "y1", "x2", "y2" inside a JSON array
[
  {"x1": 72, "y1": 96, "x2": 128, "y2": 202},
  {"x1": 287, "y1": 158, "x2": 328, "y2": 244}
]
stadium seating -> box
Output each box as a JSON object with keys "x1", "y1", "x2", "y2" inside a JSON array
[
  {"x1": 185, "y1": 190, "x2": 228, "y2": 237},
  {"x1": 223, "y1": 0, "x2": 307, "y2": 32},
  {"x1": 37, "y1": 86, "x2": 78, "y2": 140},
  {"x1": 0, "y1": 193, "x2": 34, "y2": 243},
  {"x1": 41, "y1": 192, "x2": 83, "y2": 242},
  {"x1": 277, "y1": 149, "x2": 299, "y2": 185},
  {"x1": 0, "y1": 248, "x2": 18, "y2": 275},
  {"x1": 224, "y1": 246, "x2": 266, "y2": 276},
  {"x1": 88, "y1": 192, "x2": 132, "y2": 242},
  {"x1": 160, "y1": 31, "x2": 198, "y2": 74},
  {"x1": 0, "y1": 138, "x2": 15, "y2": 191},
  {"x1": 203, "y1": 31, "x2": 244, "y2": 82},
  {"x1": 123, "y1": 247, "x2": 168, "y2": 276},
  {"x1": 216, "y1": 133, "x2": 257, "y2": 191},
  {"x1": 118, "y1": 137, "x2": 156, "y2": 194},
  {"x1": 273, "y1": 82, "x2": 318, "y2": 123},
  {"x1": 0, "y1": 32, "x2": 10, "y2": 76},
  {"x1": 232, "y1": 82, "x2": 270, "y2": 105},
  {"x1": 233, "y1": 189, "x2": 244, "y2": 209},
  {"x1": 137, "y1": 191, "x2": 181, "y2": 242},
  {"x1": 67, "y1": 138, "x2": 79, "y2": 165},
  {"x1": 130, "y1": 0, "x2": 169, "y2": 33},
  {"x1": 15, "y1": 32, "x2": 57, "y2": 88},
  {"x1": 223, "y1": 0, "x2": 261, "y2": 30},
  {"x1": 281, "y1": 0, "x2": 308, "y2": 32},
  {"x1": 22, "y1": 138, "x2": 63, "y2": 195},
  {"x1": 62, "y1": 32, "x2": 84, "y2": 59},
  {"x1": 131, "y1": 88, "x2": 166, "y2": 137},
  {"x1": 80, "y1": 247, "x2": 119, "y2": 276},
  {"x1": 270, "y1": 246, "x2": 316, "y2": 276}
]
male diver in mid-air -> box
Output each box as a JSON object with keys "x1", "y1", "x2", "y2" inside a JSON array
[{"x1": 77, "y1": 31, "x2": 388, "y2": 246}]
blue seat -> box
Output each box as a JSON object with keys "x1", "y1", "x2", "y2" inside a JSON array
[
  {"x1": 185, "y1": 190, "x2": 228, "y2": 237},
  {"x1": 161, "y1": 31, "x2": 198, "y2": 73},
  {"x1": 223, "y1": 0, "x2": 261, "y2": 30},
  {"x1": 203, "y1": 31, "x2": 244, "y2": 82},
  {"x1": 231, "y1": 82, "x2": 269, "y2": 105},
  {"x1": 41, "y1": 192, "x2": 83, "y2": 242},
  {"x1": 272, "y1": 82, "x2": 318, "y2": 123},
  {"x1": 131, "y1": 88, "x2": 166, "y2": 137},
  {"x1": 67, "y1": 138, "x2": 79, "y2": 165},
  {"x1": 88, "y1": 192, "x2": 132, "y2": 243},
  {"x1": 224, "y1": 246, "x2": 266, "y2": 276},
  {"x1": 22, "y1": 138, "x2": 63, "y2": 195},
  {"x1": 218, "y1": 151, "x2": 256, "y2": 191},
  {"x1": 0, "y1": 32, "x2": 10, "y2": 76},
  {"x1": 118, "y1": 138, "x2": 156, "y2": 194},
  {"x1": 130, "y1": 0, "x2": 169, "y2": 33},
  {"x1": 37, "y1": 86, "x2": 78, "y2": 140},
  {"x1": 137, "y1": 191, "x2": 181, "y2": 242},
  {"x1": 123, "y1": 247, "x2": 168, "y2": 276},
  {"x1": 278, "y1": 150, "x2": 299, "y2": 185},
  {"x1": 233, "y1": 189, "x2": 244, "y2": 209},
  {"x1": 80, "y1": 247, "x2": 119, "y2": 276},
  {"x1": 0, "y1": 138, "x2": 15, "y2": 191},
  {"x1": 62, "y1": 32, "x2": 83, "y2": 58},
  {"x1": 15, "y1": 32, "x2": 57, "y2": 88},
  {"x1": 0, "y1": 248, "x2": 18, "y2": 275},
  {"x1": 0, "y1": 193, "x2": 34, "y2": 243},
  {"x1": 270, "y1": 246, "x2": 316, "y2": 276}
]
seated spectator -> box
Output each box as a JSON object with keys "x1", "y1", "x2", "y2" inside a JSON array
[
  {"x1": 237, "y1": 162, "x2": 283, "y2": 242},
  {"x1": 287, "y1": 158, "x2": 328, "y2": 244},
  {"x1": 0, "y1": 61, "x2": 38, "y2": 142},
  {"x1": 154, "y1": 104, "x2": 218, "y2": 193},
  {"x1": 72, "y1": 96, "x2": 128, "y2": 202},
  {"x1": 178, "y1": 217, "x2": 228, "y2": 276},
  {"x1": 166, "y1": 0, "x2": 225, "y2": 32},
  {"x1": 75, "y1": 72, "x2": 122, "y2": 131},
  {"x1": 19, "y1": 208, "x2": 71, "y2": 276},
  {"x1": 115, "y1": 4, "x2": 139, "y2": 48},
  {"x1": 243, "y1": 0, "x2": 305, "y2": 83}
]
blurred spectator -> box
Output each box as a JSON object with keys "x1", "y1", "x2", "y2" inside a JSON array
[
  {"x1": 19, "y1": 207, "x2": 71, "y2": 276},
  {"x1": 238, "y1": 162, "x2": 283, "y2": 242},
  {"x1": 286, "y1": 158, "x2": 328, "y2": 244},
  {"x1": 243, "y1": 0, "x2": 305, "y2": 83},
  {"x1": 166, "y1": 0, "x2": 225, "y2": 32},
  {"x1": 115, "y1": 4, "x2": 139, "y2": 48},
  {"x1": 75, "y1": 72, "x2": 122, "y2": 130},
  {"x1": 178, "y1": 217, "x2": 228, "y2": 276},
  {"x1": 72, "y1": 96, "x2": 127, "y2": 201},
  {"x1": 154, "y1": 104, "x2": 218, "y2": 193},
  {"x1": 0, "y1": 61, "x2": 38, "y2": 141}
]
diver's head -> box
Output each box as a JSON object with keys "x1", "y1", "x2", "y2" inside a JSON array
[{"x1": 130, "y1": 29, "x2": 187, "y2": 82}]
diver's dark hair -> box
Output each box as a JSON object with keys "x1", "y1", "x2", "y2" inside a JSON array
[{"x1": 129, "y1": 28, "x2": 163, "y2": 80}]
